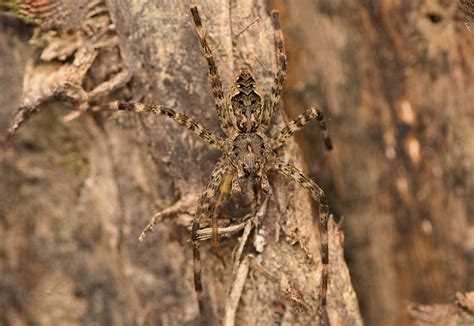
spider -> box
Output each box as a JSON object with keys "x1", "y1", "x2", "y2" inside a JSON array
[{"x1": 106, "y1": 3, "x2": 333, "y2": 324}]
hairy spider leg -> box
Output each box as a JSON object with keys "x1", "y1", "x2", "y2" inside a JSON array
[
  {"x1": 192, "y1": 162, "x2": 231, "y2": 323},
  {"x1": 111, "y1": 102, "x2": 224, "y2": 149},
  {"x1": 260, "y1": 10, "x2": 288, "y2": 128},
  {"x1": 211, "y1": 172, "x2": 235, "y2": 268},
  {"x1": 190, "y1": 4, "x2": 234, "y2": 131},
  {"x1": 274, "y1": 107, "x2": 333, "y2": 150}
]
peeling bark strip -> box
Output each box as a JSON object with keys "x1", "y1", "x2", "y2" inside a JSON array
[
  {"x1": 1, "y1": 0, "x2": 362, "y2": 325},
  {"x1": 4, "y1": 0, "x2": 129, "y2": 136}
]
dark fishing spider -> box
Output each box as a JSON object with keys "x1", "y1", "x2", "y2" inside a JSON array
[{"x1": 108, "y1": 4, "x2": 333, "y2": 324}]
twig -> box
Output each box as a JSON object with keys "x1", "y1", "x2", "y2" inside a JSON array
[
  {"x1": 139, "y1": 193, "x2": 197, "y2": 241},
  {"x1": 224, "y1": 256, "x2": 250, "y2": 326},
  {"x1": 232, "y1": 197, "x2": 268, "y2": 274},
  {"x1": 195, "y1": 221, "x2": 248, "y2": 241}
]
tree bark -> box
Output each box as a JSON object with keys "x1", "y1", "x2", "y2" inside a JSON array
[
  {"x1": 271, "y1": 0, "x2": 474, "y2": 325},
  {"x1": 0, "y1": 0, "x2": 360, "y2": 325}
]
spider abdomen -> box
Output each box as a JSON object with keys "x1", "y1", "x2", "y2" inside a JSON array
[{"x1": 230, "y1": 69, "x2": 263, "y2": 132}]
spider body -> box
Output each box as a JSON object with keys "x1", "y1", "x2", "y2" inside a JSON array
[{"x1": 110, "y1": 5, "x2": 333, "y2": 325}]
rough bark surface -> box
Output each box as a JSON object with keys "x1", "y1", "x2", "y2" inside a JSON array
[
  {"x1": 0, "y1": 1, "x2": 361, "y2": 325},
  {"x1": 271, "y1": 0, "x2": 473, "y2": 325}
]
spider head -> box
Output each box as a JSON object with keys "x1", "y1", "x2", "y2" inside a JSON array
[{"x1": 230, "y1": 69, "x2": 263, "y2": 132}]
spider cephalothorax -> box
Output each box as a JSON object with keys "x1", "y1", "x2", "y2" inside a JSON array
[
  {"x1": 227, "y1": 131, "x2": 274, "y2": 193},
  {"x1": 107, "y1": 5, "x2": 333, "y2": 325}
]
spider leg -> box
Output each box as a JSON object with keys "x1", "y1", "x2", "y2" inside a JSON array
[
  {"x1": 273, "y1": 107, "x2": 333, "y2": 150},
  {"x1": 190, "y1": 3, "x2": 233, "y2": 131},
  {"x1": 107, "y1": 102, "x2": 224, "y2": 149},
  {"x1": 260, "y1": 10, "x2": 287, "y2": 128},
  {"x1": 273, "y1": 160, "x2": 330, "y2": 325},
  {"x1": 192, "y1": 162, "x2": 232, "y2": 322},
  {"x1": 211, "y1": 172, "x2": 234, "y2": 268}
]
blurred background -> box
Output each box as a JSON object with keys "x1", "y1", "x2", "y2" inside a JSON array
[
  {"x1": 1, "y1": 0, "x2": 473, "y2": 325},
  {"x1": 270, "y1": 0, "x2": 473, "y2": 324}
]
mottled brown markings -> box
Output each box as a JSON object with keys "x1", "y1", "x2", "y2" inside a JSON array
[{"x1": 230, "y1": 69, "x2": 264, "y2": 133}]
